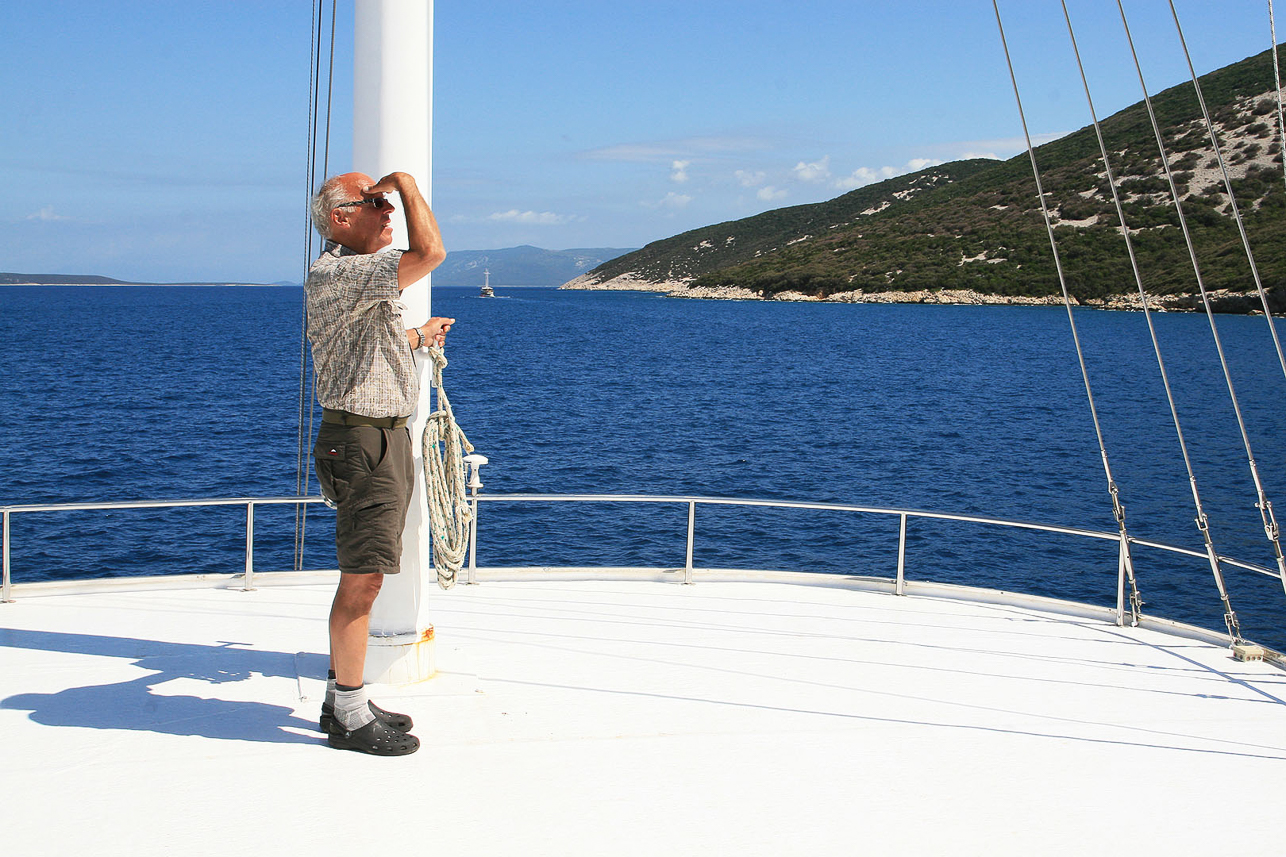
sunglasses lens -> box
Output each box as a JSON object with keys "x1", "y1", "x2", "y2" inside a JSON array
[{"x1": 336, "y1": 196, "x2": 388, "y2": 210}]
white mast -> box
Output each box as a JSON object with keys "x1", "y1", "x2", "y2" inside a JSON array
[{"x1": 352, "y1": 0, "x2": 436, "y2": 685}]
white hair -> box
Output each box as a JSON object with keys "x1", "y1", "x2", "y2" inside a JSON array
[{"x1": 310, "y1": 176, "x2": 354, "y2": 239}]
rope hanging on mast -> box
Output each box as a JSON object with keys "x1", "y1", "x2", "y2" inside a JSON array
[
  {"x1": 420, "y1": 346, "x2": 475, "y2": 590},
  {"x1": 992, "y1": 0, "x2": 1143, "y2": 625}
]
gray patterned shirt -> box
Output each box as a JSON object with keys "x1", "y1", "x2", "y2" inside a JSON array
[{"x1": 305, "y1": 241, "x2": 417, "y2": 418}]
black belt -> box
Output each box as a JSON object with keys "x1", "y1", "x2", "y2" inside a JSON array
[{"x1": 322, "y1": 409, "x2": 409, "y2": 428}]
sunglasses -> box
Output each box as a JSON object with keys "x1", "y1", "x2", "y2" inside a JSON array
[{"x1": 334, "y1": 196, "x2": 391, "y2": 211}]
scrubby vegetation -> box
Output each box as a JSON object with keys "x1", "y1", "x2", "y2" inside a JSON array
[{"x1": 579, "y1": 45, "x2": 1286, "y2": 307}]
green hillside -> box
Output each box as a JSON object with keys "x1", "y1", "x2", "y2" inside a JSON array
[{"x1": 572, "y1": 45, "x2": 1286, "y2": 308}]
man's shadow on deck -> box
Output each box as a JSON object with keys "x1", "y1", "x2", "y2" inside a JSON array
[{"x1": 0, "y1": 628, "x2": 327, "y2": 745}]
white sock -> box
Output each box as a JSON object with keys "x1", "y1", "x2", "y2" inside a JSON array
[{"x1": 334, "y1": 683, "x2": 376, "y2": 731}]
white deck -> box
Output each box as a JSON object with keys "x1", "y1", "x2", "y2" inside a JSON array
[{"x1": 2, "y1": 572, "x2": 1283, "y2": 856}]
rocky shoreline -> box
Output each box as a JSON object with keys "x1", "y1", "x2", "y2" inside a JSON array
[{"x1": 560, "y1": 274, "x2": 1273, "y2": 314}]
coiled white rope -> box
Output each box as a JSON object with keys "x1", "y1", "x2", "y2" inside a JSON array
[{"x1": 421, "y1": 345, "x2": 474, "y2": 590}]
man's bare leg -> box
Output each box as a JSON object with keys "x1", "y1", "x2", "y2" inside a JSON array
[
  {"x1": 329, "y1": 572, "x2": 383, "y2": 686},
  {"x1": 321, "y1": 573, "x2": 417, "y2": 754}
]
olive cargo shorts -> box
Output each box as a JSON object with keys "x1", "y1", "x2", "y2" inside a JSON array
[{"x1": 313, "y1": 423, "x2": 415, "y2": 574}]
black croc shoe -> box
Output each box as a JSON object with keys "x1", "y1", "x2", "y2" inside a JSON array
[
  {"x1": 327, "y1": 718, "x2": 420, "y2": 756},
  {"x1": 319, "y1": 700, "x2": 414, "y2": 734}
]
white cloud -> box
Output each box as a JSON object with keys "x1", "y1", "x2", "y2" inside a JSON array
[
  {"x1": 834, "y1": 166, "x2": 891, "y2": 191},
  {"x1": 486, "y1": 209, "x2": 574, "y2": 225},
  {"x1": 26, "y1": 206, "x2": 68, "y2": 222},
  {"x1": 643, "y1": 192, "x2": 693, "y2": 210},
  {"x1": 925, "y1": 133, "x2": 1063, "y2": 163},
  {"x1": 670, "y1": 160, "x2": 691, "y2": 183},
  {"x1": 757, "y1": 186, "x2": 787, "y2": 201},
  {"x1": 833, "y1": 158, "x2": 948, "y2": 191},
  {"x1": 583, "y1": 135, "x2": 769, "y2": 162},
  {"x1": 792, "y1": 155, "x2": 832, "y2": 183},
  {"x1": 735, "y1": 169, "x2": 766, "y2": 188},
  {"x1": 907, "y1": 157, "x2": 944, "y2": 171},
  {"x1": 584, "y1": 142, "x2": 683, "y2": 162}
]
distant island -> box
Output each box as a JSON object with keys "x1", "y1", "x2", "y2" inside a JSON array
[
  {"x1": 0, "y1": 273, "x2": 288, "y2": 287},
  {"x1": 3, "y1": 246, "x2": 637, "y2": 290}
]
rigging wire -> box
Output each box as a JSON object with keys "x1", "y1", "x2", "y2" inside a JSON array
[
  {"x1": 990, "y1": 0, "x2": 1142, "y2": 625},
  {"x1": 1154, "y1": 0, "x2": 1286, "y2": 600},
  {"x1": 1167, "y1": 0, "x2": 1286, "y2": 384},
  {"x1": 294, "y1": 0, "x2": 320, "y2": 571},
  {"x1": 1111, "y1": 0, "x2": 1244, "y2": 639},
  {"x1": 1272, "y1": 0, "x2": 1286, "y2": 196},
  {"x1": 1056, "y1": 0, "x2": 1152, "y2": 622},
  {"x1": 295, "y1": 0, "x2": 338, "y2": 572},
  {"x1": 294, "y1": 2, "x2": 319, "y2": 570}
]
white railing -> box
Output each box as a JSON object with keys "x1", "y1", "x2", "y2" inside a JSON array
[
  {"x1": 0, "y1": 496, "x2": 327, "y2": 602},
  {"x1": 3, "y1": 492, "x2": 1283, "y2": 631},
  {"x1": 466, "y1": 493, "x2": 1285, "y2": 626}
]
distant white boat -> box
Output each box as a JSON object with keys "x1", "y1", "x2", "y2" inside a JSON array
[{"x1": 480, "y1": 268, "x2": 494, "y2": 297}]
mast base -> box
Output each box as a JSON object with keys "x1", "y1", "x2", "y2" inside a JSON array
[{"x1": 363, "y1": 626, "x2": 437, "y2": 686}]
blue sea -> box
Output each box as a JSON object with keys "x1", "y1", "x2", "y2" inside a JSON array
[{"x1": 2, "y1": 284, "x2": 1285, "y2": 649}]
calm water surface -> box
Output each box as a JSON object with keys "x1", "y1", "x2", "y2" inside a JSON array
[{"x1": 2, "y1": 285, "x2": 1284, "y2": 647}]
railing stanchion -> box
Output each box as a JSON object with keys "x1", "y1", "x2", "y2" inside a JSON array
[
  {"x1": 243, "y1": 502, "x2": 256, "y2": 591},
  {"x1": 2, "y1": 509, "x2": 12, "y2": 603},
  {"x1": 1116, "y1": 535, "x2": 1128, "y2": 627},
  {"x1": 467, "y1": 495, "x2": 479, "y2": 585},
  {"x1": 684, "y1": 500, "x2": 696, "y2": 585},
  {"x1": 896, "y1": 513, "x2": 908, "y2": 595},
  {"x1": 463, "y1": 454, "x2": 488, "y2": 585}
]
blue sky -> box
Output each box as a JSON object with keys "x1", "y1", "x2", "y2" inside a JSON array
[{"x1": 2, "y1": 1, "x2": 1280, "y2": 283}]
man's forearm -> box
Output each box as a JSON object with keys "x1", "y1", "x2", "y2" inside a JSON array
[
  {"x1": 396, "y1": 174, "x2": 444, "y2": 262},
  {"x1": 366, "y1": 171, "x2": 446, "y2": 287}
]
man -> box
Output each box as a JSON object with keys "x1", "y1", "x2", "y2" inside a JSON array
[{"x1": 305, "y1": 170, "x2": 451, "y2": 756}]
